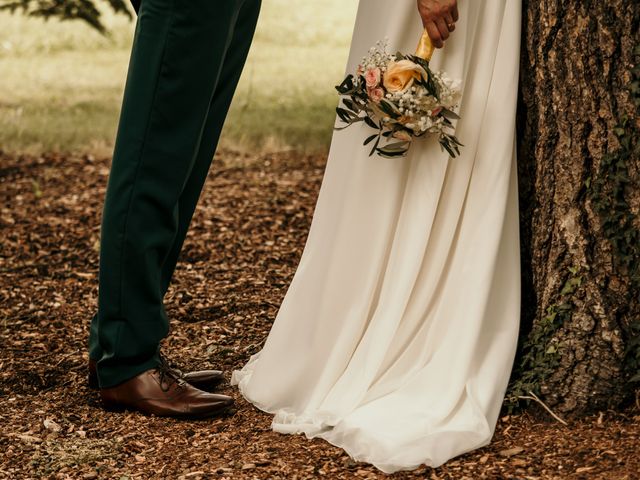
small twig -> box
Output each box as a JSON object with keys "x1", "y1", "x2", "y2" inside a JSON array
[
  {"x1": 13, "y1": 348, "x2": 82, "y2": 365},
  {"x1": 0, "y1": 260, "x2": 71, "y2": 274},
  {"x1": 53, "y1": 349, "x2": 82, "y2": 368},
  {"x1": 242, "y1": 342, "x2": 263, "y2": 354},
  {"x1": 518, "y1": 391, "x2": 568, "y2": 425},
  {"x1": 41, "y1": 378, "x2": 74, "y2": 393}
]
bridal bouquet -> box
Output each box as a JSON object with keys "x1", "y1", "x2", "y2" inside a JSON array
[{"x1": 335, "y1": 30, "x2": 463, "y2": 158}]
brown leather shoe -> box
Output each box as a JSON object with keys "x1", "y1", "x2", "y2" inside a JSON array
[
  {"x1": 88, "y1": 357, "x2": 225, "y2": 392},
  {"x1": 99, "y1": 366, "x2": 234, "y2": 419}
]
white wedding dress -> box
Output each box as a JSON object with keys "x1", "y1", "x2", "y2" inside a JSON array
[{"x1": 232, "y1": 0, "x2": 522, "y2": 472}]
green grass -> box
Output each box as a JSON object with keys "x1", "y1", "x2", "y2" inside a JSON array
[{"x1": 0, "y1": 1, "x2": 358, "y2": 155}]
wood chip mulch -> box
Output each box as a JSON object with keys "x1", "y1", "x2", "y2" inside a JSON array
[{"x1": 0, "y1": 150, "x2": 639, "y2": 480}]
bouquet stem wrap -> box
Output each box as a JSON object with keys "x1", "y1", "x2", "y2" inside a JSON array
[{"x1": 415, "y1": 29, "x2": 435, "y2": 61}]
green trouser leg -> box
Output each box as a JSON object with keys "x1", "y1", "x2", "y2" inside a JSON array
[
  {"x1": 157, "y1": 2, "x2": 260, "y2": 297},
  {"x1": 88, "y1": 0, "x2": 261, "y2": 388}
]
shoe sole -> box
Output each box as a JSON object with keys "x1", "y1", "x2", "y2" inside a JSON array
[{"x1": 100, "y1": 400, "x2": 235, "y2": 420}]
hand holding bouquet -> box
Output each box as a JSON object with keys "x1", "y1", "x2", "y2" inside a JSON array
[{"x1": 335, "y1": 30, "x2": 463, "y2": 158}]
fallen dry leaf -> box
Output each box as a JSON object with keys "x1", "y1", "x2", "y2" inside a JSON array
[{"x1": 499, "y1": 447, "x2": 525, "y2": 457}]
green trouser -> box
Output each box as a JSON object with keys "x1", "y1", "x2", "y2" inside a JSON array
[{"x1": 88, "y1": 0, "x2": 261, "y2": 388}]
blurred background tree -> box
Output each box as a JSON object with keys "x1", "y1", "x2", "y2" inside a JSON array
[{"x1": 0, "y1": 0, "x2": 131, "y2": 33}]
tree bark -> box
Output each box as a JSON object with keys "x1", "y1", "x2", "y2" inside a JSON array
[{"x1": 514, "y1": 0, "x2": 640, "y2": 414}]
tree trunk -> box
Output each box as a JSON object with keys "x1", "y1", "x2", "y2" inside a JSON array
[{"x1": 511, "y1": 0, "x2": 640, "y2": 414}]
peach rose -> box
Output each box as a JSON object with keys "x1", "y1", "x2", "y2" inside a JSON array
[
  {"x1": 368, "y1": 87, "x2": 384, "y2": 103},
  {"x1": 393, "y1": 130, "x2": 412, "y2": 142},
  {"x1": 383, "y1": 60, "x2": 425, "y2": 93},
  {"x1": 365, "y1": 67, "x2": 381, "y2": 88}
]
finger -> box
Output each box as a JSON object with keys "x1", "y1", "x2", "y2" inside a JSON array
[
  {"x1": 444, "y1": 12, "x2": 456, "y2": 31},
  {"x1": 425, "y1": 21, "x2": 444, "y2": 48},
  {"x1": 451, "y1": 3, "x2": 459, "y2": 22},
  {"x1": 435, "y1": 17, "x2": 450, "y2": 41}
]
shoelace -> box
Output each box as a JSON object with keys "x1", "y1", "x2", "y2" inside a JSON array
[{"x1": 157, "y1": 355, "x2": 187, "y2": 392}]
